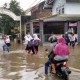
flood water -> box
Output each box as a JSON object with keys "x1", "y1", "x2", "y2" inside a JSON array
[{"x1": 0, "y1": 42, "x2": 80, "y2": 80}]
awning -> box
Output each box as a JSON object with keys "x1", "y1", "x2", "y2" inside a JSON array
[{"x1": 43, "y1": 14, "x2": 80, "y2": 22}]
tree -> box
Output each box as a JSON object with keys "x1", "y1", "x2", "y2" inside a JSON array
[
  {"x1": 9, "y1": 0, "x2": 24, "y2": 16},
  {"x1": 0, "y1": 0, "x2": 25, "y2": 34}
]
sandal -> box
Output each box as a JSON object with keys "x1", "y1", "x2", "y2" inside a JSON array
[{"x1": 52, "y1": 70, "x2": 56, "y2": 74}]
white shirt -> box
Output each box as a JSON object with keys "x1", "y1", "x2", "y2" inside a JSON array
[
  {"x1": 70, "y1": 35, "x2": 75, "y2": 41},
  {"x1": 0, "y1": 39, "x2": 5, "y2": 51},
  {"x1": 5, "y1": 38, "x2": 10, "y2": 43}
]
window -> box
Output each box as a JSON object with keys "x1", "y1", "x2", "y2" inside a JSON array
[
  {"x1": 56, "y1": 8, "x2": 59, "y2": 14},
  {"x1": 59, "y1": 9, "x2": 61, "y2": 14},
  {"x1": 62, "y1": 8, "x2": 64, "y2": 14}
]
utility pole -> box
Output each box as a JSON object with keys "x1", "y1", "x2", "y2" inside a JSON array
[{"x1": 20, "y1": 15, "x2": 22, "y2": 44}]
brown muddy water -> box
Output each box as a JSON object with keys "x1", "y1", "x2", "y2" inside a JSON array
[{"x1": 0, "y1": 42, "x2": 80, "y2": 80}]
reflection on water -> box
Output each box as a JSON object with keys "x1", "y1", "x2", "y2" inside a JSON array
[
  {"x1": 68, "y1": 45, "x2": 80, "y2": 69},
  {"x1": 0, "y1": 43, "x2": 80, "y2": 80},
  {"x1": 0, "y1": 52, "x2": 47, "y2": 80}
]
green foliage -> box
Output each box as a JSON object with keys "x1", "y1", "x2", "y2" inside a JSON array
[
  {"x1": 0, "y1": 0, "x2": 25, "y2": 34},
  {"x1": 9, "y1": 0, "x2": 24, "y2": 15}
]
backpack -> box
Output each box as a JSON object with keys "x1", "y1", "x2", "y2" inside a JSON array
[
  {"x1": 48, "y1": 51, "x2": 55, "y2": 61},
  {"x1": 34, "y1": 40, "x2": 40, "y2": 46},
  {"x1": 27, "y1": 40, "x2": 33, "y2": 47}
]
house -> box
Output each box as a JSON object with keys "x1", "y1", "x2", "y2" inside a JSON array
[
  {"x1": 44, "y1": 0, "x2": 80, "y2": 44},
  {"x1": 24, "y1": 0, "x2": 80, "y2": 44},
  {"x1": 25, "y1": 1, "x2": 52, "y2": 45}
]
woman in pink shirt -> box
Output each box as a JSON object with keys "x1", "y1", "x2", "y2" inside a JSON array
[{"x1": 51, "y1": 37, "x2": 70, "y2": 73}]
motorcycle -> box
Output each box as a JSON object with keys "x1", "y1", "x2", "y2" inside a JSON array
[{"x1": 49, "y1": 60, "x2": 71, "y2": 80}]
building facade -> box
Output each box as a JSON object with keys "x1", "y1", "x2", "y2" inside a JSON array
[
  {"x1": 44, "y1": 0, "x2": 80, "y2": 44},
  {"x1": 31, "y1": 1, "x2": 52, "y2": 19},
  {"x1": 25, "y1": 0, "x2": 80, "y2": 44},
  {"x1": 52, "y1": 0, "x2": 80, "y2": 15},
  {"x1": 25, "y1": 1, "x2": 52, "y2": 45}
]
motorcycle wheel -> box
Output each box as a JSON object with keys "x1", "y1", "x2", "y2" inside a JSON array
[{"x1": 64, "y1": 73, "x2": 69, "y2": 80}]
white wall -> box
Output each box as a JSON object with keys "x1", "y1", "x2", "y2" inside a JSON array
[
  {"x1": 52, "y1": 0, "x2": 66, "y2": 15},
  {"x1": 52, "y1": 0, "x2": 80, "y2": 15},
  {"x1": 65, "y1": 3, "x2": 80, "y2": 14}
]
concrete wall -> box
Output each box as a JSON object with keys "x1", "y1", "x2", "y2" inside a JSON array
[
  {"x1": 52, "y1": 0, "x2": 80, "y2": 15},
  {"x1": 65, "y1": 3, "x2": 80, "y2": 14},
  {"x1": 52, "y1": 0, "x2": 66, "y2": 15}
]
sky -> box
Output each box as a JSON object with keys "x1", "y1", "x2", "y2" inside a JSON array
[{"x1": 0, "y1": 0, "x2": 45, "y2": 11}]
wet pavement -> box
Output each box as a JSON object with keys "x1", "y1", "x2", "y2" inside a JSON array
[{"x1": 0, "y1": 42, "x2": 80, "y2": 80}]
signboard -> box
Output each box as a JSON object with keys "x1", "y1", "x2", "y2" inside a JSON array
[{"x1": 69, "y1": 22, "x2": 77, "y2": 27}]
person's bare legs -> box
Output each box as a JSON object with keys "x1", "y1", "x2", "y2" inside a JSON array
[{"x1": 51, "y1": 63, "x2": 56, "y2": 73}]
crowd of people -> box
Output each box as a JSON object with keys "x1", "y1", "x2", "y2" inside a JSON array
[
  {"x1": 24, "y1": 33, "x2": 41, "y2": 54},
  {"x1": 45, "y1": 32, "x2": 77, "y2": 74},
  {"x1": 0, "y1": 32, "x2": 77, "y2": 75},
  {"x1": 63, "y1": 32, "x2": 77, "y2": 48},
  {"x1": 0, "y1": 33, "x2": 40, "y2": 54}
]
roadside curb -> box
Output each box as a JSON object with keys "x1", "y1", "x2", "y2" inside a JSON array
[{"x1": 70, "y1": 67, "x2": 80, "y2": 72}]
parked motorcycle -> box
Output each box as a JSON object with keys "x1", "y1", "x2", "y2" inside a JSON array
[{"x1": 49, "y1": 60, "x2": 71, "y2": 80}]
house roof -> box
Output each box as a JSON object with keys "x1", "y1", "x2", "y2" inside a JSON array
[
  {"x1": 26, "y1": 14, "x2": 80, "y2": 23},
  {"x1": 43, "y1": 14, "x2": 80, "y2": 22},
  {"x1": 66, "y1": 0, "x2": 80, "y2": 3},
  {"x1": 25, "y1": 1, "x2": 45, "y2": 14}
]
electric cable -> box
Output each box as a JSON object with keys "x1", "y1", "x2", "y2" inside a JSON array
[{"x1": 28, "y1": 0, "x2": 38, "y2": 9}]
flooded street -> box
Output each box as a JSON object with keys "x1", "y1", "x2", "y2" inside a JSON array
[
  {"x1": 0, "y1": 53, "x2": 44, "y2": 80},
  {"x1": 0, "y1": 42, "x2": 80, "y2": 80}
]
